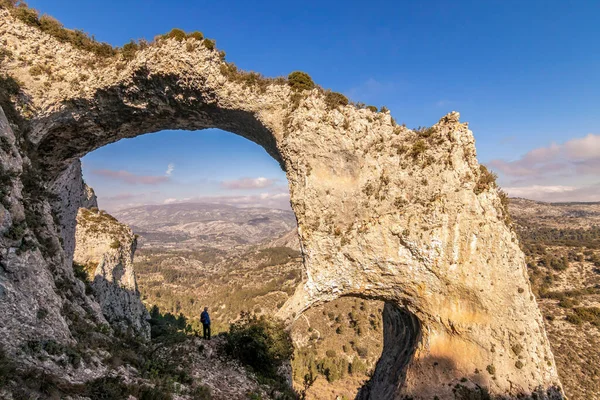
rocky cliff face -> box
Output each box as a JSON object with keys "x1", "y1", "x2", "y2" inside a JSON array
[
  {"x1": 74, "y1": 208, "x2": 150, "y2": 339},
  {"x1": 0, "y1": 5, "x2": 563, "y2": 399}
]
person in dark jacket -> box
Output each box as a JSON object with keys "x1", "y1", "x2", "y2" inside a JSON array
[{"x1": 200, "y1": 307, "x2": 211, "y2": 340}]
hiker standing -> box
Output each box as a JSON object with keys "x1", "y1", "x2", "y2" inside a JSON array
[{"x1": 200, "y1": 307, "x2": 211, "y2": 340}]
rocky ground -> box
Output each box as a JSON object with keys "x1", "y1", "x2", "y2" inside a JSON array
[{"x1": 154, "y1": 336, "x2": 286, "y2": 400}]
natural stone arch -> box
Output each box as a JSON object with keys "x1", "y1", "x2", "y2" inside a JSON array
[{"x1": 0, "y1": 9, "x2": 563, "y2": 399}]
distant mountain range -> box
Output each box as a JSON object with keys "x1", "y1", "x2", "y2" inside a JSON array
[
  {"x1": 509, "y1": 197, "x2": 600, "y2": 229},
  {"x1": 112, "y1": 202, "x2": 298, "y2": 250}
]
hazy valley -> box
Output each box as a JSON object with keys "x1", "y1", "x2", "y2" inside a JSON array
[
  {"x1": 113, "y1": 203, "x2": 297, "y2": 250},
  {"x1": 115, "y1": 202, "x2": 384, "y2": 399}
]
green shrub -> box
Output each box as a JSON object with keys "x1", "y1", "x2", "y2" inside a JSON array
[
  {"x1": 0, "y1": 0, "x2": 17, "y2": 10},
  {"x1": 570, "y1": 307, "x2": 600, "y2": 326},
  {"x1": 148, "y1": 305, "x2": 189, "y2": 342},
  {"x1": 356, "y1": 347, "x2": 368, "y2": 358},
  {"x1": 29, "y1": 64, "x2": 51, "y2": 76},
  {"x1": 36, "y1": 307, "x2": 48, "y2": 320},
  {"x1": 203, "y1": 38, "x2": 216, "y2": 50},
  {"x1": 288, "y1": 71, "x2": 315, "y2": 92},
  {"x1": 324, "y1": 91, "x2": 349, "y2": 110},
  {"x1": 325, "y1": 350, "x2": 336, "y2": 358},
  {"x1": 121, "y1": 40, "x2": 140, "y2": 61},
  {"x1": 410, "y1": 140, "x2": 427, "y2": 159},
  {"x1": 413, "y1": 126, "x2": 436, "y2": 137},
  {"x1": 317, "y1": 356, "x2": 348, "y2": 383},
  {"x1": 498, "y1": 189, "x2": 511, "y2": 224},
  {"x1": 558, "y1": 298, "x2": 578, "y2": 308},
  {"x1": 14, "y1": 4, "x2": 40, "y2": 26},
  {"x1": 348, "y1": 357, "x2": 367, "y2": 375},
  {"x1": 224, "y1": 312, "x2": 293, "y2": 378},
  {"x1": 164, "y1": 28, "x2": 187, "y2": 42},
  {"x1": 188, "y1": 31, "x2": 204, "y2": 40},
  {"x1": 8, "y1": 3, "x2": 116, "y2": 57},
  {"x1": 486, "y1": 364, "x2": 496, "y2": 375},
  {"x1": 566, "y1": 313, "x2": 583, "y2": 325},
  {"x1": 86, "y1": 376, "x2": 129, "y2": 399},
  {"x1": 39, "y1": 15, "x2": 64, "y2": 36},
  {"x1": 43, "y1": 339, "x2": 63, "y2": 355},
  {"x1": 110, "y1": 240, "x2": 121, "y2": 249},
  {"x1": 366, "y1": 105, "x2": 378, "y2": 112},
  {"x1": 474, "y1": 165, "x2": 497, "y2": 194}
]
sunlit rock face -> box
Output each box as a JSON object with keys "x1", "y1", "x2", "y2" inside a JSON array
[
  {"x1": 0, "y1": 8, "x2": 563, "y2": 399},
  {"x1": 73, "y1": 207, "x2": 150, "y2": 339}
]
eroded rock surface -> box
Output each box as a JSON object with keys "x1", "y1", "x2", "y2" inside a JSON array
[
  {"x1": 74, "y1": 208, "x2": 150, "y2": 339},
  {"x1": 0, "y1": 7, "x2": 564, "y2": 399}
]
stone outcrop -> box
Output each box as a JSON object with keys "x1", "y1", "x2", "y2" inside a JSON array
[
  {"x1": 0, "y1": 7, "x2": 563, "y2": 399},
  {"x1": 74, "y1": 208, "x2": 150, "y2": 339},
  {"x1": 50, "y1": 159, "x2": 97, "y2": 269}
]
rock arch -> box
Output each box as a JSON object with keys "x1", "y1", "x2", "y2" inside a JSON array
[{"x1": 0, "y1": 9, "x2": 563, "y2": 399}]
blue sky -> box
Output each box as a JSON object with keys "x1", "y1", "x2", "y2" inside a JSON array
[{"x1": 27, "y1": 0, "x2": 600, "y2": 208}]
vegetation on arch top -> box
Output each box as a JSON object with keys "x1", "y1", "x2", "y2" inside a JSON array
[{"x1": 1, "y1": 0, "x2": 391, "y2": 113}]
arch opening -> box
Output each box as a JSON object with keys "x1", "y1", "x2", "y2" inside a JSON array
[
  {"x1": 34, "y1": 69, "x2": 285, "y2": 180},
  {"x1": 356, "y1": 303, "x2": 422, "y2": 400},
  {"x1": 72, "y1": 127, "x2": 296, "y2": 325},
  {"x1": 71, "y1": 128, "x2": 416, "y2": 400}
]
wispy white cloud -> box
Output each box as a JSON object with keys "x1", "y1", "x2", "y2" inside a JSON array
[
  {"x1": 165, "y1": 163, "x2": 175, "y2": 177},
  {"x1": 92, "y1": 169, "x2": 171, "y2": 185},
  {"x1": 221, "y1": 177, "x2": 275, "y2": 190},
  {"x1": 490, "y1": 133, "x2": 600, "y2": 202},
  {"x1": 490, "y1": 134, "x2": 600, "y2": 179},
  {"x1": 104, "y1": 193, "x2": 144, "y2": 201}
]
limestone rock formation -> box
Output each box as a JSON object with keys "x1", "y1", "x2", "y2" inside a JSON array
[
  {"x1": 0, "y1": 6, "x2": 564, "y2": 399},
  {"x1": 50, "y1": 159, "x2": 97, "y2": 268},
  {"x1": 74, "y1": 207, "x2": 150, "y2": 339}
]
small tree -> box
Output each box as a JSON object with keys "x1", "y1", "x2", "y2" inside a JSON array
[
  {"x1": 121, "y1": 40, "x2": 139, "y2": 61},
  {"x1": 164, "y1": 28, "x2": 187, "y2": 42},
  {"x1": 224, "y1": 312, "x2": 293, "y2": 378},
  {"x1": 202, "y1": 38, "x2": 216, "y2": 50},
  {"x1": 324, "y1": 91, "x2": 349, "y2": 110},
  {"x1": 288, "y1": 71, "x2": 315, "y2": 92},
  {"x1": 474, "y1": 165, "x2": 497, "y2": 194},
  {"x1": 188, "y1": 31, "x2": 204, "y2": 40}
]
